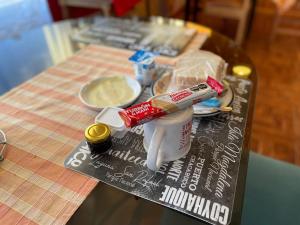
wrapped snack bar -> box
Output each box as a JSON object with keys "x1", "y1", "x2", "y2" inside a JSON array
[{"x1": 119, "y1": 76, "x2": 223, "y2": 128}]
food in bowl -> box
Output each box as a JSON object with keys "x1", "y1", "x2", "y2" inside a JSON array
[{"x1": 79, "y1": 75, "x2": 141, "y2": 110}]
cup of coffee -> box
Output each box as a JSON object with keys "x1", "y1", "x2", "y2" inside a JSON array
[{"x1": 143, "y1": 106, "x2": 193, "y2": 171}]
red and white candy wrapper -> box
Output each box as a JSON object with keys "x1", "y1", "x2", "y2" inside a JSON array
[{"x1": 119, "y1": 76, "x2": 223, "y2": 128}]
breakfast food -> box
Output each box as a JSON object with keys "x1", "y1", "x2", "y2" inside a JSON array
[
  {"x1": 167, "y1": 50, "x2": 227, "y2": 91},
  {"x1": 85, "y1": 76, "x2": 135, "y2": 107},
  {"x1": 119, "y1": 76, "x2": 223, "y2": 128}
]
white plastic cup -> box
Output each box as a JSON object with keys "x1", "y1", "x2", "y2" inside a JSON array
[{"x1": 133, "y1": 60, "x2": 155, "y2": 86}]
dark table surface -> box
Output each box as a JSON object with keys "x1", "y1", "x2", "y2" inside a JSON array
[
  {"x1": 0, "y1": 17, "x2": 257, "y2": 225},
  {"x1": 0, "y1": 16, "x2": 93, "y2": 95}
]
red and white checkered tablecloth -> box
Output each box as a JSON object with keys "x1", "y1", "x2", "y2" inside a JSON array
[{"x1": 0, "y1": 32, "x2": 207, "y2": 225}]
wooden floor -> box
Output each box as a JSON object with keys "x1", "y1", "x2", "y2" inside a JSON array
[
  {"x1": 245, "y1": 34, "x2": 300, "y2": 165},
  {"x1": 190, "y1": 7, "x2": 300, "y2": 165},
  {"x1": 244, "y1": 7, "x2": 300, "y2": 165}
]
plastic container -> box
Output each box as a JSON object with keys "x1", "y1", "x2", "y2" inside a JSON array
[{"x1": 95, "y1": 107, "x2": 129, "y2": 138}]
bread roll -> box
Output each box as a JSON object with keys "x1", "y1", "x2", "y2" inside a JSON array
[{"x1": 167, "y1": 50, "x2": 227, "y2": 91}]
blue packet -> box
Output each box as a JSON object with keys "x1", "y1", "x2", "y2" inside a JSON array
[
  {"x1": 129, "y1": 50, "x2": 158, "y2": 64},
  {"x1": 200, "y1": 98, "x2": 221, "y2": 107}
]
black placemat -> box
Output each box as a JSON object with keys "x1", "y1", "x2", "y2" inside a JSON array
[
  {"x1": 65, "y1": 76, "x2": 252, "y2": 225},
  {"x1": 71, "y1": 17, "x2": 196, "y2": 57}
]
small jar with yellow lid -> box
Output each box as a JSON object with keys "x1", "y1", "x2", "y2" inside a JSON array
[
  {"x1": 232, "y1": 65, "x2": 252, "y2": 78},
  {"x1": 85, "y1": 123, "x2": 112, "y2": 153}
]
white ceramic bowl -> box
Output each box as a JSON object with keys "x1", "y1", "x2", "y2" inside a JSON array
[{"x1": 79, "y1": 75, "x2": 141, "y2": 111}]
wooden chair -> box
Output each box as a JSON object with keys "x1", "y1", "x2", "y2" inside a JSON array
[
  {"x1": 202, "y1": 0, "x2": 252, "y2": 44},
  {"x1": 59, "y1": 0, "x2": 112, "y2": 18},
  {"x1": 270, "y1": 0, "x2": 300, "y2": 41}
]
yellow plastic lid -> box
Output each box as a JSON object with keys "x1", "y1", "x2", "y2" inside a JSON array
[
  {"x1": 232, "y1": 65, "x2": 252, "y2": 78},
  {"x1": 85, "y1": 123, "x2": 111, "y2": 143},
  {"x1": 186, "y1": 22, "x2": 212, "y2": 36}
]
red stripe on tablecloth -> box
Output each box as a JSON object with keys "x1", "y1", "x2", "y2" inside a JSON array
[
  {"x1": 5, "y1": 144, "x2": 95, "y2": 195},
  {"x1": 2, "y1": 119, "x2": 76, "y2": 160},
  {"x1": 86, "y1": 44, "x2": 177, "y2": 65},
  {"x1": 0, "y1": 103, "x2": 83, "y2": 140},
  {"x1": 0, "y1": 204, "x2": 38, "y2": 225},
  {"x1": 1, "y1": 170, "x2": 78, "y2": 218},
  {"x1": 71, "y1": 56, "x2": 133, "y2": 74},
  {"x1": 17, "y1": 79, "x2": 96, "y2": 121},
  {"x1": 47, "y1": 67, "x2": 92, "y2": 83},
  {"x1": 20, "y1": 82, "x2": 82, "y2": 106},
  {"x1": 48, "y1": 178, "x2": 99, "y2": 225},
  {"x1": 86, "y1": 44, "x2": 132, "y2": 57},
  {"x1": 85, "y1": 44, "x2": 179, "y2": 65},
  {"x1": 21, "y1": 81, "x2": 78, "y2": 99},
  {"x1": 78, "y1": 53, "x2": 134, "y2": 71},
  {"x1": 84, "y1": 43, "x2": 176, "y2": 66},
  {"x1": 5, "y1": 87, "x2": 85, "y2": 117},
  {"x1": 53, "y1": 192, "x2": 93, "y2": 225}
]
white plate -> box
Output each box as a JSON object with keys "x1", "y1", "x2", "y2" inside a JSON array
[
  {"x1": 193, "y1": 81, "x2": 233, "y2": 117},
  {"x1": 152, "y1": 72, "x2": 233, "y2": 117},
  {"x1": 79, "y1": 75, "x2": 142, "y2": 111}
]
